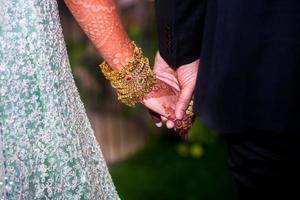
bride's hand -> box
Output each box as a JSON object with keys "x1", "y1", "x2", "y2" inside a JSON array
[
  {"x1": 142, "y1": 78, "x2": 194, "y2": 139},
  {"x1": 142, "y1": 78, "x2": 178, "y2": 121}
]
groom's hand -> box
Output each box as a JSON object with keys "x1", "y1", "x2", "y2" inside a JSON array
[
  {"x1": 150, "y1": 52, "x2": 180, "y2": 128},
  {"x1": 151, "y1": 51, "x2": 199, "y2": 128},
  {"x1": 153, "y1": 52, "x2": 180, "y2": 92},
  {"x1": 175, "y1": 60, "x2": 199, "y2": 120}
]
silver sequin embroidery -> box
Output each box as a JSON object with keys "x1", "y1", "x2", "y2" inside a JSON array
[{"x1": 0, "y1": 0, "x2": 119, "y2": 199}]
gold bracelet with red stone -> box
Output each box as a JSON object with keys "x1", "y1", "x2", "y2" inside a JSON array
[{"x1": 99, "y1": 42, "x2": 156, "y2": 107}]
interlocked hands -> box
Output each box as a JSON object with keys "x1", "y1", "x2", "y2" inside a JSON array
[{"x1": 142, "y1": 51, "x2": 200, "y2": 138}]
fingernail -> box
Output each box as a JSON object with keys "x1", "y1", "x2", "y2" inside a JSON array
[
  {"x1": 166, "y1": 121, "x2": 174, "y2": 129},
  {"x1": 155, "y1": 122, "x2": 162, "y2": 128}
]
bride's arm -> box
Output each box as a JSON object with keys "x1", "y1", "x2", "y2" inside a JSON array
[
  {"x1": 64, "y1": 0, "x2": 177, "y2": 109},
  {"x1": 64, "y1": 0, "x2": 193, "y2": 137},
  {"x1": 64, "y1": 0, "x2": 133, "y2": 70}
]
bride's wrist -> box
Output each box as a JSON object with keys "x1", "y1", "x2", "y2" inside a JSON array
[
  {"x1": 98, "y1": 38, "x2": 135, "y2": 71},
  {"x1": 99, "y1": 41, "x2": 156, "y2": 107}
]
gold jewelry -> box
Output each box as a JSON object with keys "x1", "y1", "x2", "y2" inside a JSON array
[
  {"x1": 186, "y1": 100, "x2": 194, "y2": 117},
  {"x1": 99, "y1": 42, "x2": 156, "y2": 107}
]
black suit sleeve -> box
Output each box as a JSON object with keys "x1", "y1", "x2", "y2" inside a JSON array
[{"x1": 155, "y1": 0, "x2": 207, "y2": 68}]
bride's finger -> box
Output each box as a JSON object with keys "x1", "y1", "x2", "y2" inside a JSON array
[
  {"x1": 166, "y1": 120, "x2": 175, "y2": 129},
  {"x1": 156, "y1": 75, "x2": 180, "y2": 92}
]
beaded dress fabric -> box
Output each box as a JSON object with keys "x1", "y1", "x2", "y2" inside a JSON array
[{"x1": 0, "y1": 0, "x2": 119, "y2": 199}]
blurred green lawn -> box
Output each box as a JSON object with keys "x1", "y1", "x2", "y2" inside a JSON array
[{"x1": 111, "y1": 133, "x2": 239, "y2": 200}]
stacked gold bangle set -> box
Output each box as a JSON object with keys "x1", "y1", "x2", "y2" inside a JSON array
[
  {"x1": 100, "y1": 42, "x2": 156, "y2": 107},
  {"x1": 99, "y1": 42, "x2": 195, "y2": 138}
]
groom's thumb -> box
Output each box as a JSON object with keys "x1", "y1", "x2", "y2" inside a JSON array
[{"x1": 175, "y1": 87, "x2": 193, "y2": 120}]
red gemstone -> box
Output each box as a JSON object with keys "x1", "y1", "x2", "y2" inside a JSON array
[{"x1": 125, "y1": 75, "x2": 132, "y2": 82}]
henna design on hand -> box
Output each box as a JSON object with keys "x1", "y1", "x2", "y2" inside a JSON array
[
  {"x1": 163, "y1": 102, "x2": 194, "y2": 139},
  {"x1": 162, "y1": 104, "x2": 176, "y2": 121},
  {"x1": 143, "y1": 79, "x2": 177, "y2": 101},
  {"x1": 174, "y1": 115, "x2": 194, "y2": 139}
]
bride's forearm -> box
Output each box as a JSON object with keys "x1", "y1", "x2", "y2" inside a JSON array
[{"x1": 64, "y1": 0, "x2": 134, "y2": 70}]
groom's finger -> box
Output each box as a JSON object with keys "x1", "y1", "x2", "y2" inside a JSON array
[
  {"x1": 148, "y1": 109, "x2": 162, "y2": 127},
  {"x1": 175, "y1": 87, "x2": 192, "y2": 120}
]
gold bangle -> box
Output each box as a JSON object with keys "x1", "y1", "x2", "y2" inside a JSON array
[
  {"x1": 186, "y1": 99, "x2": 194, "y2": 117},
  {"x1": 99, "y1": 42, "x2": 156, "y2": 107}
]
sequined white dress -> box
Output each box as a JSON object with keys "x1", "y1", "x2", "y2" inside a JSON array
[{"x1": 0, "y1": 1, "x2": 119, "y2": 199}]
